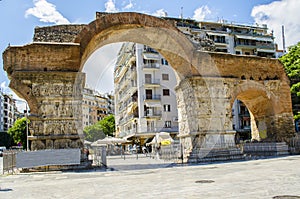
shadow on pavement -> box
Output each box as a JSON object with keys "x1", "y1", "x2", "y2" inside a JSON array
[{"x1": 0, "y1": 188, "x2": 13, "y2": 192}]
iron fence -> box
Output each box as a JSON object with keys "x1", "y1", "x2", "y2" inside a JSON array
[
  {"x1": 159, "y1": 143, "x2": 182, "y2": 162},
  {"x1": 2, "y1": 150, "x2": 17, "y2": 174}
]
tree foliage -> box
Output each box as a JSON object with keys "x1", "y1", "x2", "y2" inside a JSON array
[
  {"x1": 83, "y1": 115, "x2": 115, "y2": 142},
  {"x1": 8, "y1": 117, "x2": 29, "y2": 149},
  {"x1": 83, "y1": 123, "x2": 105, "y2": 142},
  {"x1": 279, "y1": 42, "x2": 300, "y2": 119},
  {"x1": 98, "y1": 115, "x2": 115, "y2": 137}
]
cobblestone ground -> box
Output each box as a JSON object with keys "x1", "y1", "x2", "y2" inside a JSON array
[{"x1": 1, "y1": 155, "x2": 300, "y2": 199}]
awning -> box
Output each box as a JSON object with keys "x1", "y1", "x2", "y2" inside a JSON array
[
  {"x1": 147, "y1": 132, "x2": 174, "y2": 146},
  {"x1": 91, "y1": 137, "x2": 129, "y2": 146},
  {"x1": 127, "y1": 103, "x2": 138, "y2": 114},
  {"x1": 206, "y1": 32, "x2": 228, "y2": 37},
  {"x1": 235, "y1": 35, "x2": 273, "y2": 42},
  {"x1": 145, "y1": 101, "x2": 162, "y2": 107},
  {"x1": 257, "y1": 48, "x2": 276, "y2": 53},
  {"x1": 123, "y1": 133, "x2": 136, "y2": 140},
  {"x1": 143, "y1": 53, "x2": 160, "y2": 60}
]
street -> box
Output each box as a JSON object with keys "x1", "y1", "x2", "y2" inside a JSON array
[{"x1": 1, "y1": 155, "x2": 300, "y2": 198}]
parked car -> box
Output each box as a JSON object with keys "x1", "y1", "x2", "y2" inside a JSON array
[{"x1": 0, "y1": 146, "x2": 6, "y2": 157}]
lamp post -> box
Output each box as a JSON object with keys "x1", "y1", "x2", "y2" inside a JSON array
[{"x1": 24, "y1": 103, "x2": 29, "y2": 151}]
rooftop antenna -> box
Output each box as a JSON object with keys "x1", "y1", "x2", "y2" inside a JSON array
[
  {"x1": 180, "y1": 7, "x2": 183, "y2": 19},
  {"x1": 282, "y1": 25, "x2": 286, "y2": 53}
]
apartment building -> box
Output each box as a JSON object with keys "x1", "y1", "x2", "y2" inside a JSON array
[
  {"x1": 114, "y1": 43, "x2": 179, "y2": 145},
  {"x1": 0, "y1": 92, "x2": 18, "y2": 132},
  {"x1": 82, "y1": 88, "x2": 114, "y2": 129},
  {"x1": 199, "y1": 20, "x2": 275, "y2": 57}
]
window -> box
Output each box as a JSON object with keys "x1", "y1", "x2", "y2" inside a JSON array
[
  {"x1": 163, "y1": 104, "x2": 171, "y2": 112},
  {"x1": 145, "y1": 89, "x2": 152, "y2": 99},
  {"x1": 145, "y1": 74, "x2": 152, "y2": 83},
  {"x1": 162, "y1": 74, "x2": 169, "y2": 80},
  {"x1": 147, "y1": 121, "x2": 155, "y2": 131},
  {"x1": 163, "y1": 89, "x2": 170, "y2": 96},
  {"x1": 161, "y1": 59, "x2": 169, "y2": 65},
  {"x1": 164, "y1": 121, "x2": 171, "y2": 128}
]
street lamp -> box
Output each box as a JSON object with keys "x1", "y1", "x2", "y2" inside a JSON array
[{"x1": 24, "y1": 103, "x2": 29, "y2": 151}]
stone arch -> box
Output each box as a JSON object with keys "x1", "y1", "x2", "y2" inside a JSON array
[
  {"x1": 74, "y1": 12, "x2": 200, "y2": 79},
  {"x1": 230, "y1": 80, "x2": 294, "y2": 142},
  {"x1": 2, "y1": 12, "x2": 295, "y2": 161}
]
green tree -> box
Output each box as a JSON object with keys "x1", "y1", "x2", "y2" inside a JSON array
[
  {"x1": 8, "y1": 117, "x2": 29, "y2": 149},
  {"x1": 83, "y1": 115, "x2": 116, "y2": 142},
  {"x1": 98, "y1": 115, "x2": 115, "y2": 137},
  {"x1": 83, "y1": 123, "x2": 105, "y2": 142},
  {"x1": 279, "y1": 42, "x2": 300, "y2": 119}
]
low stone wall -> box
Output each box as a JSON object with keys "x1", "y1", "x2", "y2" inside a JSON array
[
  {"x1": 241, "y1": 142, "x2": 289, "y2": 156},
  {"x1": 187, "y1": 147, "x2": 244, "y2": 163}
]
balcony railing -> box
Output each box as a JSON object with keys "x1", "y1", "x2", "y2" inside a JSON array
[
  {"x1": 144, "y1": 111, "x2": 162, "y2": 117},
  {"x1": 143, "y1": 63, "x2": 160, "y2": 69},
  {"x1": 144, "y1": 94, "x2": 161, "y2": 100},
  {"x1": 235, "y1": 41, "x2": 274, "y2": 49},
  {"x1": 144, "y1": 79, "x2": 160, "y2": 85}
]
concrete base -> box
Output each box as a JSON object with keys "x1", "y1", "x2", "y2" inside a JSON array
[{"x1": 241, "y1": 142, "x2": 289, "y2": 157}]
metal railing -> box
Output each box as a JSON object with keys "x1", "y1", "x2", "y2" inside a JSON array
[{"x1": 2, "y1": 150, "x2": 17, "y2": 174}]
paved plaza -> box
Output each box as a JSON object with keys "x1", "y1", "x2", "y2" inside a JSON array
[{"x1": 1, "y1": 155, "x2": 300, "y2": 198}]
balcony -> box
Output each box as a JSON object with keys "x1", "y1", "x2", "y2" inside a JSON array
[
  {"x1": 143, "y1": 63, "x2": 160, "y2": 70},
  {"x1": 144, "y1": 110, "x2": 162, "y2": 118},
  {"x1": 118, "y1": 114, "x2": 138, "y2": 125},
  {"x1": 144, "y1": 94, "x2": 161, "y2": 101},
  {"x1": 144, "y1": 79, "x2": 160, "y2": 87}
]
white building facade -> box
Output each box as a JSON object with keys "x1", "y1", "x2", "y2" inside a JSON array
[
  {"x1": 0, "y1": 92, "x2": 18, "y2": 132},
  {"x1": 114, "y1": 43, "x2": 178, "y2": 144}
]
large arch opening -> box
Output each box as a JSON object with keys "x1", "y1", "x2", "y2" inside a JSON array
[
  {"x1": 75, "y1": 12, "x2": 217, "y2": 158},
  {"x1": 231, "y1": 81, "x2": 277, "y2": 143},
  {"x1": 82, "y1": 41, "x2": 181, "y2": 156}
]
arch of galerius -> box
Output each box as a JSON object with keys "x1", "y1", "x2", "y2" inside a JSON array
[{"x1": 2, "y1": 12, "x2": 295, "y2": 162}]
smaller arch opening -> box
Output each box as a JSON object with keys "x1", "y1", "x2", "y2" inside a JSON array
[
  {"x1": 232, "y1": 99, "x2": 252, "y2": 144},
  {"x1": 241, "y1": 75, "x2": 246, "y2": 80}
]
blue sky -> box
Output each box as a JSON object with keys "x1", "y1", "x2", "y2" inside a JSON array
[{"x1": 1, "y1": 0, "x2": 300, "y2": 108}]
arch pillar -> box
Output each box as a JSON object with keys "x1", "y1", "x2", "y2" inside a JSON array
[
  {"x1": 9, "y1": 71, "x2": 85, "y2": 150},
  {"x1": 176, "y1": 76, "x2": 238, "y2": 161},
  {"x1": 251, "y1": 114, "x2": 295, "y2": 142}
]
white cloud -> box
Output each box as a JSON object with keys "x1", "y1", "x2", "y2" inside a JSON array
[
  {"x1": 0, "y1": 81, "x2": 7, "y2": 92},
  {"x1": 193, "y1": 5, "x2": 211, "y2": 21},
  {"x1": 25, "y1": 0, "x2": 70, "y2": 25},
  {"x1": 152, "y1": 9, "x2": 168, "y2": 17},
  {"x1": 251, "y1": 0, "x2": 300, "y2": 50},
  {"x1": 105, "y1": 0, "x2": 118, "y2": 12},
  {"x1": 123, "y1": 0, "x2": 133, "y2": 10}
]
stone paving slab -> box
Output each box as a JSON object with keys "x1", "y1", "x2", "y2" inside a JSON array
[{"x1": 1, "y1": 155, "x2": 300, "y2": 199}]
